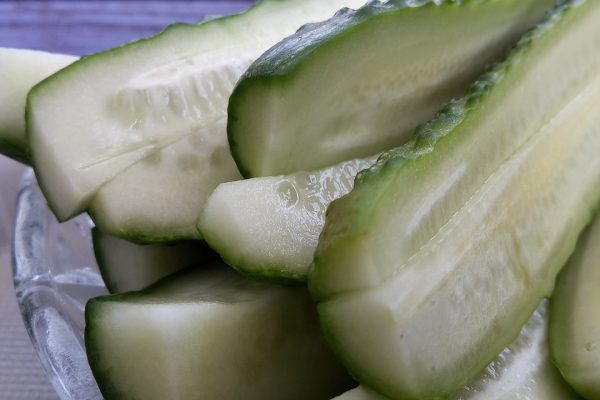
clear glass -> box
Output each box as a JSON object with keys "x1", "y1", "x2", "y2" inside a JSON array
[{"x1": 12, "y1": 170, "x2": 107, "y2": 400}]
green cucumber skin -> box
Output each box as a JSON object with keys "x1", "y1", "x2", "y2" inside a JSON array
[
  {"x1": 229, "y1": 0, "x2": 556, "y2": 178},
  {"x1": 310, "y1": 1, "x2": 600, "y2": 398},
  {"x1": 550, "y1": 218, "x2": 600, "y2": 399}
]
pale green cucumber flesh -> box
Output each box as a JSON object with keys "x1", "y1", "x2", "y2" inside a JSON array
[
  {"x1": 449, "y1": 301, "x2": 579, "y2": 400},
  {"x1": 229, "y1": 0, "x2": 555, "y2": 177},
  {"x1": 310, "y1": 1, "x2": 600, "y2": 398},
  {"x1": 85, "y1": 265, "x2": 355, "y2": 400},
  {"x1": 335, "y1": 302, "x2": 579, "y2": 400},
  {"x1": 0, "y1": 48, "x2": 76, "y2": 164},
  {"x1": 92, "y1": 228, "x2": 216, "y2": 293},
  {"x1": 333, "y1": 386, "x2": 388, "y2": 400},
  {"x1": 198, "y1": 155, "x2": 376, "y2": 283},
  {"x1": 27, "y1": 0, "x2": 366, "y2": 222},
  {"x1": 550, "y1": 215, "x2": 600, "y2": 399},
  {"x1": 87, "y1": 119, "x2": 241, "y2": 242}
]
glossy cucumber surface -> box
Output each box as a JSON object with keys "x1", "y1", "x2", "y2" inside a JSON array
[{"x1": 199, "y1": 155, "x2": 376, "y2": 283}]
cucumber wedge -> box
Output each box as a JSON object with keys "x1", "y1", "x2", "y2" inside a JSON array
[
  {"x1": 85, "y1": 265, "x2": 354, "y2": 400},
  {"x1": 199, "y1": 155, "x2": 376, "y2": 283},
  {"x1": 27, "y1": 0, "x2": 367, "y2": 223},
  {"x1": 228, "y1": 0, "x2": 555, "y2": 177},
  {"x1": 87, "y1": 121, "x2": 239, "y2": 242},
  {"x1": 0, "y1": 48, "x2": 76, "y2": 163},
  {"x1": 92, "y1": 228, "x2": 216, "y2": 293},
  {"x1": 550, "y1": 215, "x2": 600, "y2": 399},
  {"x1": 335, "y1": 302, "x2": 579, "y2": 400},
  {"x1": 310, "y1": 1, "x2": 600, "y2": 398}
]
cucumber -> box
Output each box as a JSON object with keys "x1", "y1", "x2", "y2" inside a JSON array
[
  {"x1": 550, "y1": 214, "x2": 600, "y2": 399},
  {"x1": 228, "y1": 0, "x2": 556, "y2": 177},
  {"x1": 334, "y1": 302, "x2": 579, "y2": 400},
  {"x1": 450, "y1": 301, "x2": 579, "y2": 400},
  {"x1": 333, "y1": 387, "x2": 387, "y2": 400},
  {"x1": 92, "y1": 228, "x2": 216, "y2": 293},
  {"x1": 0, "y1": 48, "x2": 76, "y2": 163},
  {"x1": 309, "y1": 1, "x2": 600, "y2": 398},
  {"x1": 85, "y1": 264, "x2": 355, "y2": 400},
  {"x1": 199, "y1": 155, "x2": 377, "y2": 283},
  {"x1": 26, "y1": 0, "x2": 367, "y2": 226},
  {"x1": 86, "y1": 121, "x2": 240, "y2": 242}
]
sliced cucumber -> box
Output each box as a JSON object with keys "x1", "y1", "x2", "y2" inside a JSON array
[
  {"x1": 333, "y1": 387, "x2": 387, "y2": 400},
  {"x1": 86, "y1": 264, "x2": 354, "y2": 400},
  {"x1": 450, "y1": 301, "x2": 579, "y2": 400},
  {"x1": 0, "y1": 48, "x2": 76, "y2": 163},
  {"x1": 87, "y1": 120, "x2": 239, "y2": 242},
  {"x1": 92, "y1": 228, "x2": 216, "y2": 293},
  {"x1": 228, "y1": 0, "x2": 555, "y2": 177},
  {"x1": 199, "y1": 155, "x2": 376, "y2": 283},
  {"x1": 27, "y1": 0, "x2": 367, "y2": 224},
  {"x1": 550, "y1": 214, "x2": 600, "y2": 399},
  {"x1": 335, "y1": 302, "x2": 579, "y2": 400},
  {"x1": 310, "y1": 1, "x2": 600, "y2": 398}
]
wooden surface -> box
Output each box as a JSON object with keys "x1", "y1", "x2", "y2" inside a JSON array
[{"x1": 0, "y1": 2, "x2": 252, "y2": 399}]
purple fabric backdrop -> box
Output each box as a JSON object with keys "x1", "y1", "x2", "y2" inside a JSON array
[{"x1": 0, "y1": 1, "x2": 253, "y2": 55}]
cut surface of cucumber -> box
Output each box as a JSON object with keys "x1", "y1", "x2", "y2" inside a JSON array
[
  {"x1": 550, "y1": 215, "x2": 600, "y2": 399},
  {"x1": 87, "y1": 119, "x2": 240, "y2": 242},
  {"x1": 92, "y1": 228, "x2": 216, "y2": 293},
  {"x1": 310, "y1": 1, "x2": 600, "y2": 398},
  {"x1": 334, "y1": 302, "x2": 579, "y2": 400},
  {"x1": 450, "y1": 301, "x2": 579, "y2": 400},
  {"x1": 199, "y1": 155, "x2": 376, "y2": 283},
  {"x1": 85, "y1": 264, "x2": 354, "y2": 400},
  {"x1": 27, "y1": 0, "x2": 367, "y2": 223},
  {"x1": 333, "y1": 386, "x2": 388, "y2": 400},
  {"x1": 228, "y1": 0, "x2": 555, "y2": 177},
  {"x1": 0, "y1": 48, "x2": 76, "y2": 163}
]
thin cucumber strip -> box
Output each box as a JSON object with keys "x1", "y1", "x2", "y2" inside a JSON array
[
  {"x1": 310, "y1": 1, "x2": 600, "y2": 398},
  {"x1": 198, "y1": 155, "x2": 377, "y2": 283},
  {"x1": 228, "y1": 0, "x2": 555, "y2": 177},
  {"x1": 85, "y1": 264, "x2": 354, "y2": 400},
  {"x1": 334, "y1": 302, "x2": 579, "y2": 400},
  {"x1": 550, "y1": 214, "x2": 600, "y2": 399},
  {"x1": 27, "y1": 0, "x2": 367, "y2": 222},
  {"x1": 92, "y1": 228, "x2": 216, "y2": 293},
  {"x1": 0, "y1": 48, "x2": 76, "y2": 163}
]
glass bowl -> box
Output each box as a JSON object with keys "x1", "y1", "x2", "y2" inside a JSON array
[{"x1": 12, "y1": 170, "x2": 107, "y2": 399}]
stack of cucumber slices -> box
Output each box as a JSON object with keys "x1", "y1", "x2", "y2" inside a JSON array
[{"x1": 3, "y1": 0, "x2": 600, "y2": 398}]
